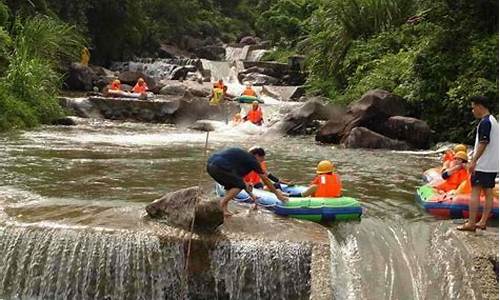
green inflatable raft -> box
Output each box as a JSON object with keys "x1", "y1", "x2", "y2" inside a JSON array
[
  {"x1": 274, "y1": 196, "x2": 363, "y2": 222},
  {"x1": 237, "y1": 95, "x2": 264, "y2": 104}
]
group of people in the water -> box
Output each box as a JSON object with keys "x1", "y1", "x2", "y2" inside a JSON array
[
  {"x1": 207, "y1": 95, "x2": 498, "y2": 231},
  {"x1": 209, "y1": 79, "x2": 264, "y2": 126},
  {"x1": 207, "y1": 146, "x2": 342, "y2": 217},
  {"x1": 105, "y1": 78, "x2": 149, "y2": 96}
]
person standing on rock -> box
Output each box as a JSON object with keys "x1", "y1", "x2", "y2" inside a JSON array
[
  {"x1": 207, "y1": 147, "x2": 288, "y2": 217},
  {"x1": 458, "y1": 96, "x2": 499, "y2": 232}
]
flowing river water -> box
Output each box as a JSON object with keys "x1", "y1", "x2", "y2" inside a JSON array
[{"x1": 0, "y1": 117, "x2": 495, "y2": 299}]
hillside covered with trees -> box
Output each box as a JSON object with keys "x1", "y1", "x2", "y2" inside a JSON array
[{"x1": 0, "y1": 0, "x2": 498, "y2": 143}]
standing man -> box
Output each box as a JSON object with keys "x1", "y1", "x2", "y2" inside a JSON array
[
  {"x1": 458, "y1": 96, "x2": 499, "y2": 231},
  {"x1": 207, "y1": 147, "x2": 288, "y2": 217}
]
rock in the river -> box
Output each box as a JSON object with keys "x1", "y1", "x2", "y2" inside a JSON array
[
  {"x1": 239, "y1": 36, "x2": 257, "y2": 45},
  {"x1": 344, "y1": 127, "x2": 410, "y2": 150},
  {"x1": 270, "y1": 98, "x2": 340, "y2": 135},
  {"x1": 241, "y1": 72, "x2": 279, "y2": 86},
  {"x1": 64, "y1": 63, "x2": 98, "y2": 91},
  {"x1": 159, "y1": 83, "x2": 188, "y2": 96},
  {"x1": 375, "y1": 116, "x2": 431, "y2": 149},
  {"x1": 145, "y1": 186, "x2": 223, "y2": 232},
  {"x1": 316, "y1": 89, "x2": 422, "y2": 149}
]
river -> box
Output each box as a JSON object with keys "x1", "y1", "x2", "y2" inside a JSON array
[{"x1": 0, "y1": 117, "x2": 495, "y2": 299}]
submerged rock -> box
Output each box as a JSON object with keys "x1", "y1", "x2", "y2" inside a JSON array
[{"x1": 145, "y1": 186, "x2": 223, "y2": 232}]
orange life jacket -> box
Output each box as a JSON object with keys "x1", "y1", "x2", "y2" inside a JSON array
[
  {"x1": 132, "y1": 82, "x2": 148, "y2": 93},
  {"x1": 442, "y1": 150, "x2": 454, "y2": 162},
  {"x1": 244, "y1": 161, "x2": 267, "y2": 185},
  {"x1": 311, "y1": 174, "x2": 342, "y2": 197},
  {"x1": 246, "y1": 107, "x2": 263, "y2": 125},
  {"x1": 214, "y1": 82, "x2": 225, "y2": 90},
  {"x1": 436, "y1": 168, "x2": 469, "y2": 192},
  {"x1": 243, "y1": 88, "x2": 256, "y2": 97},
  {"x1": 111, "y1": 82, "x2": 121, "y2": 91}
]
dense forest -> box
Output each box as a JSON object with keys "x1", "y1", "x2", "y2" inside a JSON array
[{"x1": 0, "y1": 0, "x2": 498, "y2": 143}]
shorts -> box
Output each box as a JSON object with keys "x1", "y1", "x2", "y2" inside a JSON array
[
  {"x1": 207, "y1": 162, "x2": 245, "y2": 190},
  {"x1": 470, "y1": 171, "x2": 498, "y2": 188}
]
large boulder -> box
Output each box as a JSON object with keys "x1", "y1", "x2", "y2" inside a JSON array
[
  {"x1": 349, "y1": 89, "x2": 407, "y2": 124},
  {"x1": 64, "y1": 63, "x2": 98, "y2": 91},
  {"x1": 159, "y1": 83, "x2": 188, "y2": 96},
  {"x1": 316, "y1": 89, "x2": 408, "y2": 144},
  {"x1": 270, "y1": 98, "x2": 341, "y2": 135},
  {"x1": 145, "y1": 187, "x2": 223, "y2": 232},
  {"x1": 240, "y1": 36, "x2": 257, "y2": 45},
  {"x1": 374, "y1": 116, "x2": 431, "y2": 149},
  {"x1": 344, "y1": 127, "x2": 410, "y2": 150}
]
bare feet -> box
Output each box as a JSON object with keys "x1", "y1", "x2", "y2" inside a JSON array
[
  {"x1": 457, "y1": 223, "x2": 476, "y2": 232},
  {"x1": 223, "y1": 210, "x2": 234, "y2": 218},
  {"x1": 475, "y1": 223, "x2": 487, "y2": 230}
]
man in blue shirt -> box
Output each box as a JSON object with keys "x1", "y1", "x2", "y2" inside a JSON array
[
  {"x1": 458, "y1": 96, "x2": 499, "y2": 231},
  {"x1": 207, "y1": 147, "x2": 288, "y2": 217}
]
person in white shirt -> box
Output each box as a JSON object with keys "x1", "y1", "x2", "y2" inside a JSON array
[{"x1": 458, "y1": 96, "x2": 499, "y2": 231}]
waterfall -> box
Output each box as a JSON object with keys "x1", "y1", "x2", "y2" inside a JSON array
[
  {"x1": 0, "y1": 224, "x2": 187, "y2": 299},
  {"x1": 328, "y1": 219, "x2": 482, "y2": 299},
  {"x1": 0, "y1": 223, "x2": 312, "y2": 299},
  {"x1": 110, "y1": 58, "x2": 202, "y2": 80}
]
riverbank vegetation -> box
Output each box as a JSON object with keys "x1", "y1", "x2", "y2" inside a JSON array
[
  {"x1": 1, "y1": 0, "x2": 498, "y2": 143},
  {"x1": 0, "y1": 2, "x2": 84, "y2": 131},
  {"x1": 257, "y1": 0, "x2": 498, "y2": 142}
]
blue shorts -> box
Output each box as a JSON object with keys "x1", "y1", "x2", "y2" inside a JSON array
[
  {"x1": 207, "y1": 162, "x2": 245, "y2": 190},
  {"x1": 471, "y1": 171, "x2": 497, "y2": 189}
]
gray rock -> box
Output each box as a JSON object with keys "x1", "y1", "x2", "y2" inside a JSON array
[
  {"x1": 375, "y1": 116, "x2": 431, "y2": 149},
  {"x1": 64, "y1": 63, "x2": 98, "y2": 91},
  {"x1": 145, "y1": 186, "x2": 223, "y2": 232},
  {"x1": 241, "y1": 73, "x2": 279, "y2": 86},
  {"x1": 271, "y1": 98, "x2": 342, "y2": 135},
  {"x1": 344, "y1": 127, "x2": 410, "y2": 150},
  {"x1": 240, "y1": 36, "x2": 257, "y2": 45},
  {"x1": 159, "y1": 84, "x2": 188, "y2": 96}
]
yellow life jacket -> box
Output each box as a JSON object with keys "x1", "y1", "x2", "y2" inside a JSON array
[{"x1": 210, "y1": 88, "x2": 224, "y2": 105}]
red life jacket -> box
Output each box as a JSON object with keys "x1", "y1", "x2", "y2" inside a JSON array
[{"x1": 311, "y1": 174, "x2": 342, "y2": 197}]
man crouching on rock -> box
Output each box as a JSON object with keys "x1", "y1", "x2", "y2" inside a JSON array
[{"x1": 207, "y1": 147, "x2": 288, "y2": 217}]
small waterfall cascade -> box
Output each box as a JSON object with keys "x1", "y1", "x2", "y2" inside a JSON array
[{"x1": 0, "y1": 223, "x2": 313, "y2": 299}]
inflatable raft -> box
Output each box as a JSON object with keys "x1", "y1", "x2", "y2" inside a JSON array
[
  {"x1": 237, "y1": 95, "x2": 264, "y2": 104},
  {"x1": 215, "y1": 184, "x2": 363, "y2": 222},
  {"x1": 416, "y1": 184, "x2": 499, "y2": 219}
]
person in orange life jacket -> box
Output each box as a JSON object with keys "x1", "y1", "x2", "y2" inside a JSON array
[
  {"x1": 132, "y1": 78, "x2": 148, "y2": 94},
  {"x1": 291, "y1": 160, "x2": 342, "y2": 198},
  {"x1": 241, "y1": 84, "x2": 257, "y2": 97},
  {"x1": 110, "y1": 79, "x2": 121, "y2": 91},
  {"x1": 207, "y1": 147, "x2": 288, "y2": 217},
  {"x1": 435, "y1": 151, "x2": 470, "y2": 193},
  {"x1": 243, "y1": 146, "x2": 291, "y2": 189},
  {"x1": 244, "y1": 101, "x2": 263, "y2": 126},
  {"x1": 441, "y1": 144, "x2": 467, "y2": 170},
  {"x1": 214, "y1": 79, "x2": 225, "y2": 90}
]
